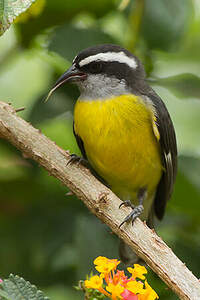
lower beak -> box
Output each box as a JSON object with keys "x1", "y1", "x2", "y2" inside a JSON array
[{"x1": 45, "y1": 65, "x2": 87, "y2": 101}]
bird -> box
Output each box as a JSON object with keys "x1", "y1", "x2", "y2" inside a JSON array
[{"x1": 48, "y1": 44, "x2": 177, "y2": 263}]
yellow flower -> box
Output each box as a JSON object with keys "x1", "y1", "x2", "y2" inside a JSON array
[
  {"x1": 83, "y1": 256, "x2": 159, "y2": 300},
  {"x1": 94, "y1": 256, "x2": 120, "y2": 266},
  {"x1": 126, "y1": 280, "x2": 146, "y2": 295},
  {"x1": 127, "y1": 264, "x2": 147, "y2": 280},
  {"x1": 96, "y1": 262, "x2": 117, "y2": 274},
  {"x1": 85, "y1": 275, "x2": 103, "y2": 289},
  {"x1": 106, "y1": 283, "x2": 124, "y2": 299},
  {"x1": 94, "y1": 256, "x2": 108, "y2": 264},
  {"x1": 138, "y1": 281, "x2": 159, "y2": 300},
  {"x1": 94, "y1": 256, "x2": 120, "y2": 274}
]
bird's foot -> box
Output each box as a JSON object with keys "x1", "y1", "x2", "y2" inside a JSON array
[
  {"x1": 119, "y1": 202, "x2": 144, "y2": 228},
  {"x1": 119, "y1": 200, "x2": 134, "y2": 210},
  {"x1": 66, "y1": 154, "x2": 89, "y2": 168}
]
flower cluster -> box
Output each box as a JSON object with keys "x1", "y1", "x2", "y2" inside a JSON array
[{"x1": 84, "y1": 256, "x2": 158, "y2": 300}]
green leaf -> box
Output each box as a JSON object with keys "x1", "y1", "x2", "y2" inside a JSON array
[
  {"x1": 0, "y1": 0, "x2": 36, "y2": 35},
  {"x1": 178, "y1": 155, "x2": 200, "y2": 190},
  {"x1": 150, "y1": 73, "x2": 200, "y2": 99},
  {"x1": 39, "y1": 118, "x2": 79, "y2": 153},
  {"x1": 0, "y1": 49, "x2": 53, "y2": 120},
  {"x1": 49, "y1": 24, "x2": 116, "y2": 62},
  {"x1": 28, "y1": 83, "x2": 78, "y2": 125},
  {"x1": 16, "y1": 0, "x2": 117, "y2": 47},
  {"x1": 141, "y1": 0, "x2": 193, "y2": 50},
  {"x1": 1, "y1": 274, "x2": 50, "y2": 300},
  {"x1": 0, "y1": 288, "x2": 11, "y2": 300},
  {"x1": 170, "y1": 170, "x2": 200, "y2": 217}
]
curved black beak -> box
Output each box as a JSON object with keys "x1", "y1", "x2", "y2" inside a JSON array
[{"x1": 45, "y1": 65, "x2": 87, "y2": 102}]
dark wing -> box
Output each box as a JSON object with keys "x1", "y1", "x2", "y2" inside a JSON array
[
  {"x1": 135, "y1": 79, "x2": 178, "y2": 220},
  {"x1": 73, "y1": 121, "x2": 87, "y2": 159},
  {"x1": 148, "y1": 92, "x2": 177, "y2": 219}
]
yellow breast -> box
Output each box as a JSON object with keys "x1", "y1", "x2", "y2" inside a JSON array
[{"x1": 74, "y1": 95, "x2": 162, "y2": 206}]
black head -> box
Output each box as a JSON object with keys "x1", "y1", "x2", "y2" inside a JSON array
[
  {"x1": 48, "y1": 44, "x2": 146, "y2": 100},
  {"x1": 73, "y1": 44, "x2": 146, "y2": 85}
]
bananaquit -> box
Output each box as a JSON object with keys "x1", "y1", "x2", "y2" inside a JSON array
[{"x1": 48, "y1": 44, "x2": 177, "y2": 263}]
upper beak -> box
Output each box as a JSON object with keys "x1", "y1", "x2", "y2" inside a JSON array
[{"x1": 45, "y1": 65, "x2": 87, "y2": 102}]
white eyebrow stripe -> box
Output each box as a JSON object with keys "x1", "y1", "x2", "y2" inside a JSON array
[
  {"x1": 79, "y1": 51, "x2": 137, "y2": 69},
  {"x1": 72, "y1": 55, "x2": 77, "y2": 64}
]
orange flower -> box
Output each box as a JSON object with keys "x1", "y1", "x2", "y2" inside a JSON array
[
  {"x1": 83, "y1": 256, "x2": 159, "y2": 300},
  {"x1": 113, "y1": 270, "x2": 128, "y2": 285},
  {"x1": 121, "y1": 289, "x2": 139, "y2": 300}
]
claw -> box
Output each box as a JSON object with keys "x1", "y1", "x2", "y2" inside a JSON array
[
  {"x1": 119, "y1": 200, "x2": 135, "y2": 210},
  {"x1": 119, "y1": 188, "x2": 146, "y2": 228},
  {"x1": 119, "y1": 203, "x2": 144, "y2": 228},
  {"x1": 66, "y1": 154, "x2": 89, "y2": 167},
  {"x1": 66, "y1": 154, "x2": 79, "y2": 166},
  {"x1": 119, "y1": 202, "x2": 124, "y2": 209}
]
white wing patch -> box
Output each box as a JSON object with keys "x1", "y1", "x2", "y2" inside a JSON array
[
  {"x1": 79, "y1": 51, "x2": 137, "y2": 70},
  {"x1": 152, "y1": 116, "x2": 160, "y2": 141},
  {"x1": 143, "y1": 95, "x2": 160, "y2": 141},
  {"x1": 164, "y1": 152, "x2": 172, "y2": 166}
]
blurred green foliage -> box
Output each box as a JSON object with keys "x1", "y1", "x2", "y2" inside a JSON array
[{"x1": 0, "y1": 0, "x2": 200, "y2": 299}]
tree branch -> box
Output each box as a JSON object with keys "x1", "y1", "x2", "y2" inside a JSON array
[{"x1": 0, "y1": 101, "x2": 199, "y2": 300}]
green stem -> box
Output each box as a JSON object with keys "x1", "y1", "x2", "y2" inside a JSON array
[{"x1": 127, "y1": 0, "x2": 145, "y2": 52}]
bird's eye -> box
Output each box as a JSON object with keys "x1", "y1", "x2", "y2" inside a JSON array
[{"x1": 88, "y1": 62, "x2": 103, "y2": 73}]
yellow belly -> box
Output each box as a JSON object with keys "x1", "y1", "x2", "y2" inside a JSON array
[{"x1": 74, "y1": 94, "x2": 162, "y2": 215}]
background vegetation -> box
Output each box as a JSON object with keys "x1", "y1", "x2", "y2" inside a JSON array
[{"x1": 0, "y1": 0, "x2": 200, "y2": 299}]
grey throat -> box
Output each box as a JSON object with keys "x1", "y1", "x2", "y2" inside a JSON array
[{"x1": 76, "y1": 73, "x2": 131, "y2": 101}]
